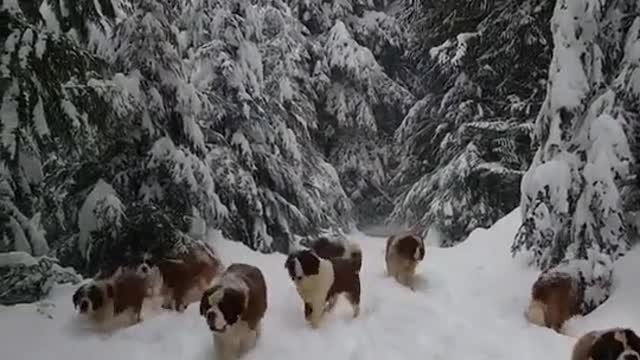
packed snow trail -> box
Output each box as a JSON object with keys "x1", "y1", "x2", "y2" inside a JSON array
[{"x1": 2, "y1": 209, "x2": 639, "y2": 360}]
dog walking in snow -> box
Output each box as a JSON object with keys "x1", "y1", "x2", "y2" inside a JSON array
[
  {"x1": 284, "y1": 241, "x2": 361, "y2": 328},
  {"x1": 385, "y1": 232, "x2": 425, "y2": 290},
  {"x1": 72, "y1": 267, "x2": 157, "y2": 330},
  {"x1": 199, "y1": 263, "x2": 268, "y2": 360}
]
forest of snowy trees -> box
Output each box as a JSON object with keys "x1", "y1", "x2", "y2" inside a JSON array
[{"x1": 0, "y1": 0, "x2": 639, "y2": 305}]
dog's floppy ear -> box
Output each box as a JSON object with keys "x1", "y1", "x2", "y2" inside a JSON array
[
  {"x1": 625, "y1": 329, "x2": 640, "y2": 352},
  {"x1": 72, "y1": 286, "x2": 82, "y2": 308},
  {"x1": 298, "y1": 250, "x2": 320, "y2": 276},
  {"x1": 589, "y1": 332, "x2": 623, "y2": 360},
  {"x1": 200, "y1": 285, "x2": 223, "y2": 316},
  {"x1": 200, "y1": 287, "x2": 213, "y2": 316},
  {"x1": 284, "y1": 255, "x2": 297, "y2": 279}
]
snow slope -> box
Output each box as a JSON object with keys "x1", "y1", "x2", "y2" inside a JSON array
[{"x1": 1, "y1": 209, "x2": 639, "y2": 360}]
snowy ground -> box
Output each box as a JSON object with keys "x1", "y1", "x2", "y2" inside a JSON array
[{"x1": 2, "y1": 208, "x2": 640, "y2": 360}]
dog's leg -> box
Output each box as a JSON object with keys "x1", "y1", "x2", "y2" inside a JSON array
[
  {"x1": 161, "y1": 290, "x2": 174, "y2": 310},
  {"x1": 324, "y1": 296, "x2": 338, "y2": 314},
  {"x1": 395, "y1": 271, "x2": 407, "y2": 287},
  {"x1": 398, "y1": 270, "x2": 414, "y2": 290},
  {"x1": 134, "y1": 301, "x2": 144, "y2": 323},
  {"x1": 173, "y1": 286, "x2": 188, "y2": 313},
  {"x1": 304, "y1": 302, "x2": 313, "y2": 320},
  {"x1": 243, "y1": 328, "x2": 259, "y2": 354},
  {"x1": 407, "y1": 270, "x2": 416, "y2": 291},
  {"x1": 308, "y1": 298, "x2": 325, "y2": 329},
  {"x1": 254, "y1": 321, "x2": 262, "y2": 341},
  {"x1": 347, "y1": 280, "x2": 361, "y2": 318},
  {"x1": 176, "y1": 301, "x2": 187, "y2": 313},
  {"x1": 215, "y1": 335, "x2": 237, "y2": 360}
]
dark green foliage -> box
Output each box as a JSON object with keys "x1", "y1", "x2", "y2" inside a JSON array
[
  {"x1": 389, "y1": 0, "x2": 552, "y2": 245},
  {"x1": 0, "y1": 252, "x2": 80, "y2": 305}
]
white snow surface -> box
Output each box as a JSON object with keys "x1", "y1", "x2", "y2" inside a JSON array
[{"x1": 2, "y1": 209, "x2": 640, "y2": 360}]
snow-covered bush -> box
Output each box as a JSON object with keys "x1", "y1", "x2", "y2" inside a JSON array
[{"x1": 0, "y1": 252, "x2": 80, "y2": 305}]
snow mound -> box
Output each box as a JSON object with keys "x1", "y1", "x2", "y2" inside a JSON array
[{"x1": 1, "y1": 209, "x2": 639, "y2": 359}]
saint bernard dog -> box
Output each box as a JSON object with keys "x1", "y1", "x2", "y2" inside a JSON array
[
  {"x1": 199, "y1": 263, "x2": 267, "y2": 360},
  {"x1": 134, "y1": 241, "x2": 223, "y2": 312},
  {"x1": 571, "y1": 328, "x2": 640, "y2": 360},
  {"x1": 72, "y1": 267, "x2": 153, "y2": 330},
  {"x1": 284, "y1": 249, "x2": 360, "y2": 329},
  {"x1": 385, "y1": 232, "x2": 425, "y2": 290},
  {"x1": 525, "y1": 271, "x2": 579, "y2": 333}
]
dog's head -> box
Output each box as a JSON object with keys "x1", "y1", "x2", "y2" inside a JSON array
[
  {"x1": 590, "y1": 329, "x2": 640, "y2": 360},
  {"x1": 395, "y1": 235, "x2": 425, "y2": 261},
  {"x1": 284, "y1": 249, "x2": 320, "y2": 282},
  {"x1": 199, "y1": 284, "x2": 247, "y2": 333},
  {"x1": 72, "y1": 281, "x2": 114, "y2": 315}
]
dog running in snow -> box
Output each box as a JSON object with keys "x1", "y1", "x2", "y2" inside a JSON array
[
  {"x1": 199, "y1": 263, "x2": 268, "y2": 360},
  {"x1": 525, "y1": 270, "x2": 580, "y2": 334},
  {"x1": 385, "y1": 232, "x2": 425, "y2": 290},
  {"x1": 72, "y1": 267, "x2": 155, "y2": 330},
  {"x1": 284, "y1": 248, "x2": 360, "y2": 328}
]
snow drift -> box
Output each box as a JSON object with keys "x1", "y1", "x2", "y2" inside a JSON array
[{"x1": 1, "y1": 209, "x2": 639, "y2": 360}]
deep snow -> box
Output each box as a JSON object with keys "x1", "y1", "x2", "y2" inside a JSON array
[{"x1": 1, "y1": 208, "x2": 639, "y2": 360}]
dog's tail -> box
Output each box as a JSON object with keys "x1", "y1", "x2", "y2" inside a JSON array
[{"x1": 344, "y1": 241, "x2": 363, "y2": 273}]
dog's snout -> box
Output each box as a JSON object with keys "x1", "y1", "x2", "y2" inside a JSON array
[
  {"x1": 79, "y1": 300, "x2": 89, "y2": 312},
  {"x1": 140, "y1": 264, "x2": 150, "y2": 274},
  {"x1": 206, "y1": 311, "x2": 216, "y2": 324}
]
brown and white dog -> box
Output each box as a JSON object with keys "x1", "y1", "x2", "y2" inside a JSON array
[
  {"x1": 308, "y1": 237, "x2": 363, "y2": 273},
  {"x1": 135, "y1": 242, "x2": 223, "y2": 312},
  {"x1": 571, "y1": 328, "x2": 640, "y2": 360},
  {"x1": 284, "y1": 249, "x2": 360, "y2": 328},
  {"x1": 199, "y1": 263, "x2": 268, "y2": 360},
  {"x1": 72, "y1": 268, "x2": 152, "y2": 330},
  {"x1": 385, "y1": 232, "x2": 425, "y2": 290},
  {"x1": 525, "y1": 272, "x2": 579, "y2": 333}
]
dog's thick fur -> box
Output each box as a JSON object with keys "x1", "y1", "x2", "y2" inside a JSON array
[
  {"x1": 136, "y1": 242, "x2": 223, "y2": 312},
  {"x1": 72, "y1": 268, "x2": 152, "y2": 330},
  {"x1": 309, "y1": 237, "x2": 362, "y2": 272},
  {"x1": 199, "y1": 263, "x2": 267, "y2": 360},
  {"x1": 525, "y1": 272, "x2": 579, "y2": 333},
  {"x1": 385, "y1": 232, "x2": 425, "y2": 290},
  {"x1": 571, "y1": 328, "x2": 640, "y2": 360},
  {"x1": 284, "y1": 249, "x2": 360, "y2": 329}
]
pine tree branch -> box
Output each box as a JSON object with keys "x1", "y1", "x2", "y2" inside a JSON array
[{"x1": 359, "y1": 175, "x2": 394, "y2": 205}]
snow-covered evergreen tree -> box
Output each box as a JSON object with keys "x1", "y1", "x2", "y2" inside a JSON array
[
  {"x1": 316, "y1": 19, "x2": 414, "y2": 226},
  {"x1": 511, "y1": 0, "x2": 639, "y2": 271},
  {"x1": 0, "y1": 0, "x2": 118, "y2": 297},
  {"x1": 175, "y1": 0, "x2": 355, "y2": 253},
  {"x1": 389, "y1": 0, "x2": 553, "y2": 246}
]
